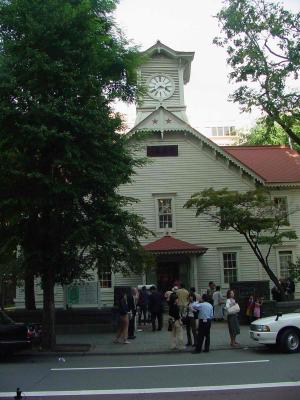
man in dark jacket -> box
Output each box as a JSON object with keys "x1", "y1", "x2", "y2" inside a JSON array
[
  {"x1": 149, "y1": 286, "x2": 163, "y2": 331},
  {"x1": 138, "y1": 286, "x2": 149, "y2": 325}
]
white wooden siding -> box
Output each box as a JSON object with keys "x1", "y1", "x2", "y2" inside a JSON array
[
  {"x1": 119, "y1": 131, "x2": 300, "y2": 300},
  {"x1": 15, "y1": 129, "x2": 300, "y2": 308},
  {"x1": 140, "y1": 56, "x2": 182, "y2": 107}
]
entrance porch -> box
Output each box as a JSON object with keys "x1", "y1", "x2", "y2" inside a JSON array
[{"x1": 144, "y1": 234, "x2": 207, "y2": 292}]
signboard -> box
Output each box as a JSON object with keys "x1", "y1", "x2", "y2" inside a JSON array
[{"x1": 66, "y1": 281, "x2": 99, "y2": 306}]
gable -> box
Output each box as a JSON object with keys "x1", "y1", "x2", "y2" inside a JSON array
[
  {"x1": 129, "y1": 132, "x2": 257, "y2": 195},
  {"x1": 142, "y1": 40, "x2": 194, "y2": 83},
  {"x1": 128, "y1": 107, "x2": 265, "y2": 185}
]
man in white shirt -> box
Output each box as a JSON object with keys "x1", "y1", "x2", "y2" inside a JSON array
[{"x1": 192, "y1": 293, "x2": 214, "y2": 353}]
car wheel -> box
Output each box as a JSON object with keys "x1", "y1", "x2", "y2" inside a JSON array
[{"x1": 279, "y1": 329, "x2": 300, "y2": 353}]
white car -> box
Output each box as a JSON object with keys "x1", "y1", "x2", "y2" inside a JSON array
[{"x1": 249, "y1": 312, "x2": 300, "y2": 353}]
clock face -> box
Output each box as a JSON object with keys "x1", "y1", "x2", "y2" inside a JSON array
[{"x1": 147, "y1": 74, "x2": 175, "y2": 101}]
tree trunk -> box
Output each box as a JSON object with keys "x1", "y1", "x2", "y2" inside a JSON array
[
  {"x1": 243, "y1": 234, "x2": 286, "y2": 300},
  {"x1": 42, "y1": 269, "x2": 56, "y2": 350},
  {"x1": 275, "y1": 117, "x2": 300, "y2": 147},
  {"x1": 261, "y1": 260, "x2": 286, "y2": 299},
  {"x1": 0, "y1": 276, "x2": 4, "y2": 309},
  {"x1": 24, "y1": 269, "x2": 36, "y2": 310}
]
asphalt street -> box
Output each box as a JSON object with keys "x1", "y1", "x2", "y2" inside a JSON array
[{"x1": 1, "y1": 347, "x2": 300, "y2": 399}]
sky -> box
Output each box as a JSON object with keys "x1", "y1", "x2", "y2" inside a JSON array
[{"x1": 113, "y1": 0, "x2": 299, "y2": 131}]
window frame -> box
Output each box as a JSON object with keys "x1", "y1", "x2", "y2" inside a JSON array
[
  {"x1": 98, "y1": 266, "x2": 113, "y2": 289},
  {"x1": 277, "y1": 249, "x2": 294, "y2": 279},
  {"x1": 210, "y1": 126, "x2": 237, "y2": 137},
  {"x1": 153, "y1": 193, "x2": 176, "y2": 233},
  {"x1": 219, "y1": 250, "x2": 240, "y2": 286},
  {"x1": 273, "y1": 196, "x2": 289, "y2": 226},
  {"x1": 147, "y1": 145, "x2": 178, "y2": 157}
]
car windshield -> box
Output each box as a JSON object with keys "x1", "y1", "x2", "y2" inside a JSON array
[{"x1": 0, "y1": 311, "x2": 14, "y2": 325}]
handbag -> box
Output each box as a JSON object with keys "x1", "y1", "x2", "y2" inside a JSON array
[{"x1": 227, "y1": 303, "x2": 240, "y2": 315}]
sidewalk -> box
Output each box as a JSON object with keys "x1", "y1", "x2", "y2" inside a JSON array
[{"x1": 49, "y1": 321, "x2": 260, "y2": 356}]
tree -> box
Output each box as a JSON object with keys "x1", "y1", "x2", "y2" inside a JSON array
[
  {"x1": 214, "y1": 0, "x2": 300, "y2": 146},
  {"x1": 0, "y1": 0, "x2": 152, "y2": 349},
  {"x1": 184, "y1": 188, "x2": 297, "y2": 295},
  {"x1": 235, "y1": 117, "x2": 300, "y2": 152}
]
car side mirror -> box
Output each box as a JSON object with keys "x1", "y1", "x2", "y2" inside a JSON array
[{"x1": 275, "y1": 312, "x2": 283, "y2": 321}]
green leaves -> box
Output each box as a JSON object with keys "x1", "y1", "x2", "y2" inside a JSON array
[
  {"x1": 215, "y1": 0, "x2": 300, "y2": 146},
  {"x1": 185, "y1": 187, "x2": 297, "y2": 288},
  {"x1": 0, "y1": 0, "x2": 149, "y2": 284},
  {"x1": 235, "y1": 116, "x2": 300, "y2": 152}
]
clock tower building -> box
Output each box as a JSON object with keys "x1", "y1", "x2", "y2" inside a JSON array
[{"x1": 135, "y1": 41, "x2": 194, "y2": 126}]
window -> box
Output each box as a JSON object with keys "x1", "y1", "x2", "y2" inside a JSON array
[
  {"x1": 230, "y1": 126, "x2": 236, "y2": 136},
  {"x1": 147, "y1": 145, "x2": 178, "y2": 157},
  {"x1": 279, "y1": 250, "x2": 293, "y2": 279},
  {"x1": 153, "y1": 193, "x2": 176, "y2": 232},
  {"x1": 210, "y1": 126, "x2": 237, "y2": 137},
  {"x1": 274, "y1": 197, "x2": 289, "y2": 225},
  {"x1": 98, "y1": 266, "x2": 112, "y2": 288},
  {"x1": 158, "y1": 198, "x2": 173, "y2": 229},
  {"x1": 212, "y1": 127, "x2": 218, "y2": 136},
  {"x1": 217, "y1": 127, "x2": 223, "y2": 136},
  {"x1": 223, "y1": 252, "x2": 238, "y2": 284},
  {"x1": 223, "y1": 126, "x2": 230, "y2": 136}
]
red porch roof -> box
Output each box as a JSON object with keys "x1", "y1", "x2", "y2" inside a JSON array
[
  {"x1": 144, "y1": 235, "x2": 207, "y2": 255},
  {"x1": 224, "y1": 145, "x2": 300, "y2": 184}
]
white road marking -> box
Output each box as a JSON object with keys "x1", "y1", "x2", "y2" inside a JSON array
[
  {"x1": 51, "y1": 359, "x2": 269, "y2": 371},
  {"x1": 1, "y1": 381, "x2": 300, "y2": 397}
]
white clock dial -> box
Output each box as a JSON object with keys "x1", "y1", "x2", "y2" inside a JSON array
[{"x1": 147, "y1": 74, "x2": 175, "y2": 100}]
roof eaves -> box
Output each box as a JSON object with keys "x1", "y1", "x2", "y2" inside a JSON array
[
  {"x1": 142, "y1": 40, "x2": 194, "y2": 60},
  {"x1": 147, "y1": 248, "x2": 207, "y2": 255},
  {"x1": 266, "y1": 182, "x2": 300, "y2": 188}
]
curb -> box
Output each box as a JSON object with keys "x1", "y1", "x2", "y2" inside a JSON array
[{"x1": 18, "y1": 344, "x2": 262, "y2": 358}]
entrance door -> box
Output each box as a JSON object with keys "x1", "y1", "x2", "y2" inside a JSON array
[{"x1": 156, "y1": 262, "x2": 179, "y2": 293}]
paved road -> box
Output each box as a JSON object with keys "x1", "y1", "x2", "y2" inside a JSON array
[{"x1": 1, "y1": 348, "x2": 300, "y2": 399}]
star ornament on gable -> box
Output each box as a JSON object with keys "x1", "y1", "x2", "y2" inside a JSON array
[
  {"x1": 152, "y1": 119, "x2": 158, "y2": 124},
  {"x1": 165, "y1": 118, "x2": 172, "y2": 124}
]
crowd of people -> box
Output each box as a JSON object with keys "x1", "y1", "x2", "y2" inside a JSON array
[
  {"x1": 113, "y1": 281, "x2": 242, "y2": 351},
  {"x1": 114, "y1": 285, "x2": 164, "y2": 344},
  {"x1": 113, "y1": 277, "x2": 296, "y2": 350}
]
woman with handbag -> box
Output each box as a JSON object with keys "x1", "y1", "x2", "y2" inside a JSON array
[
  {"x1": 185, "y1": 293, "x2": 197, "y2": 347},
  {"x1": 225, "y1": 290, "x2": 240, "y2": 347}
]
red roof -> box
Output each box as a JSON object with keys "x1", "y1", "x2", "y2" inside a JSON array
[
  {"x1": 224, "y1": 145, "x2": 300, "y2": 183},
  {"x1": 144, "y1": 235, "x2": 207, "y2": 255}
]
